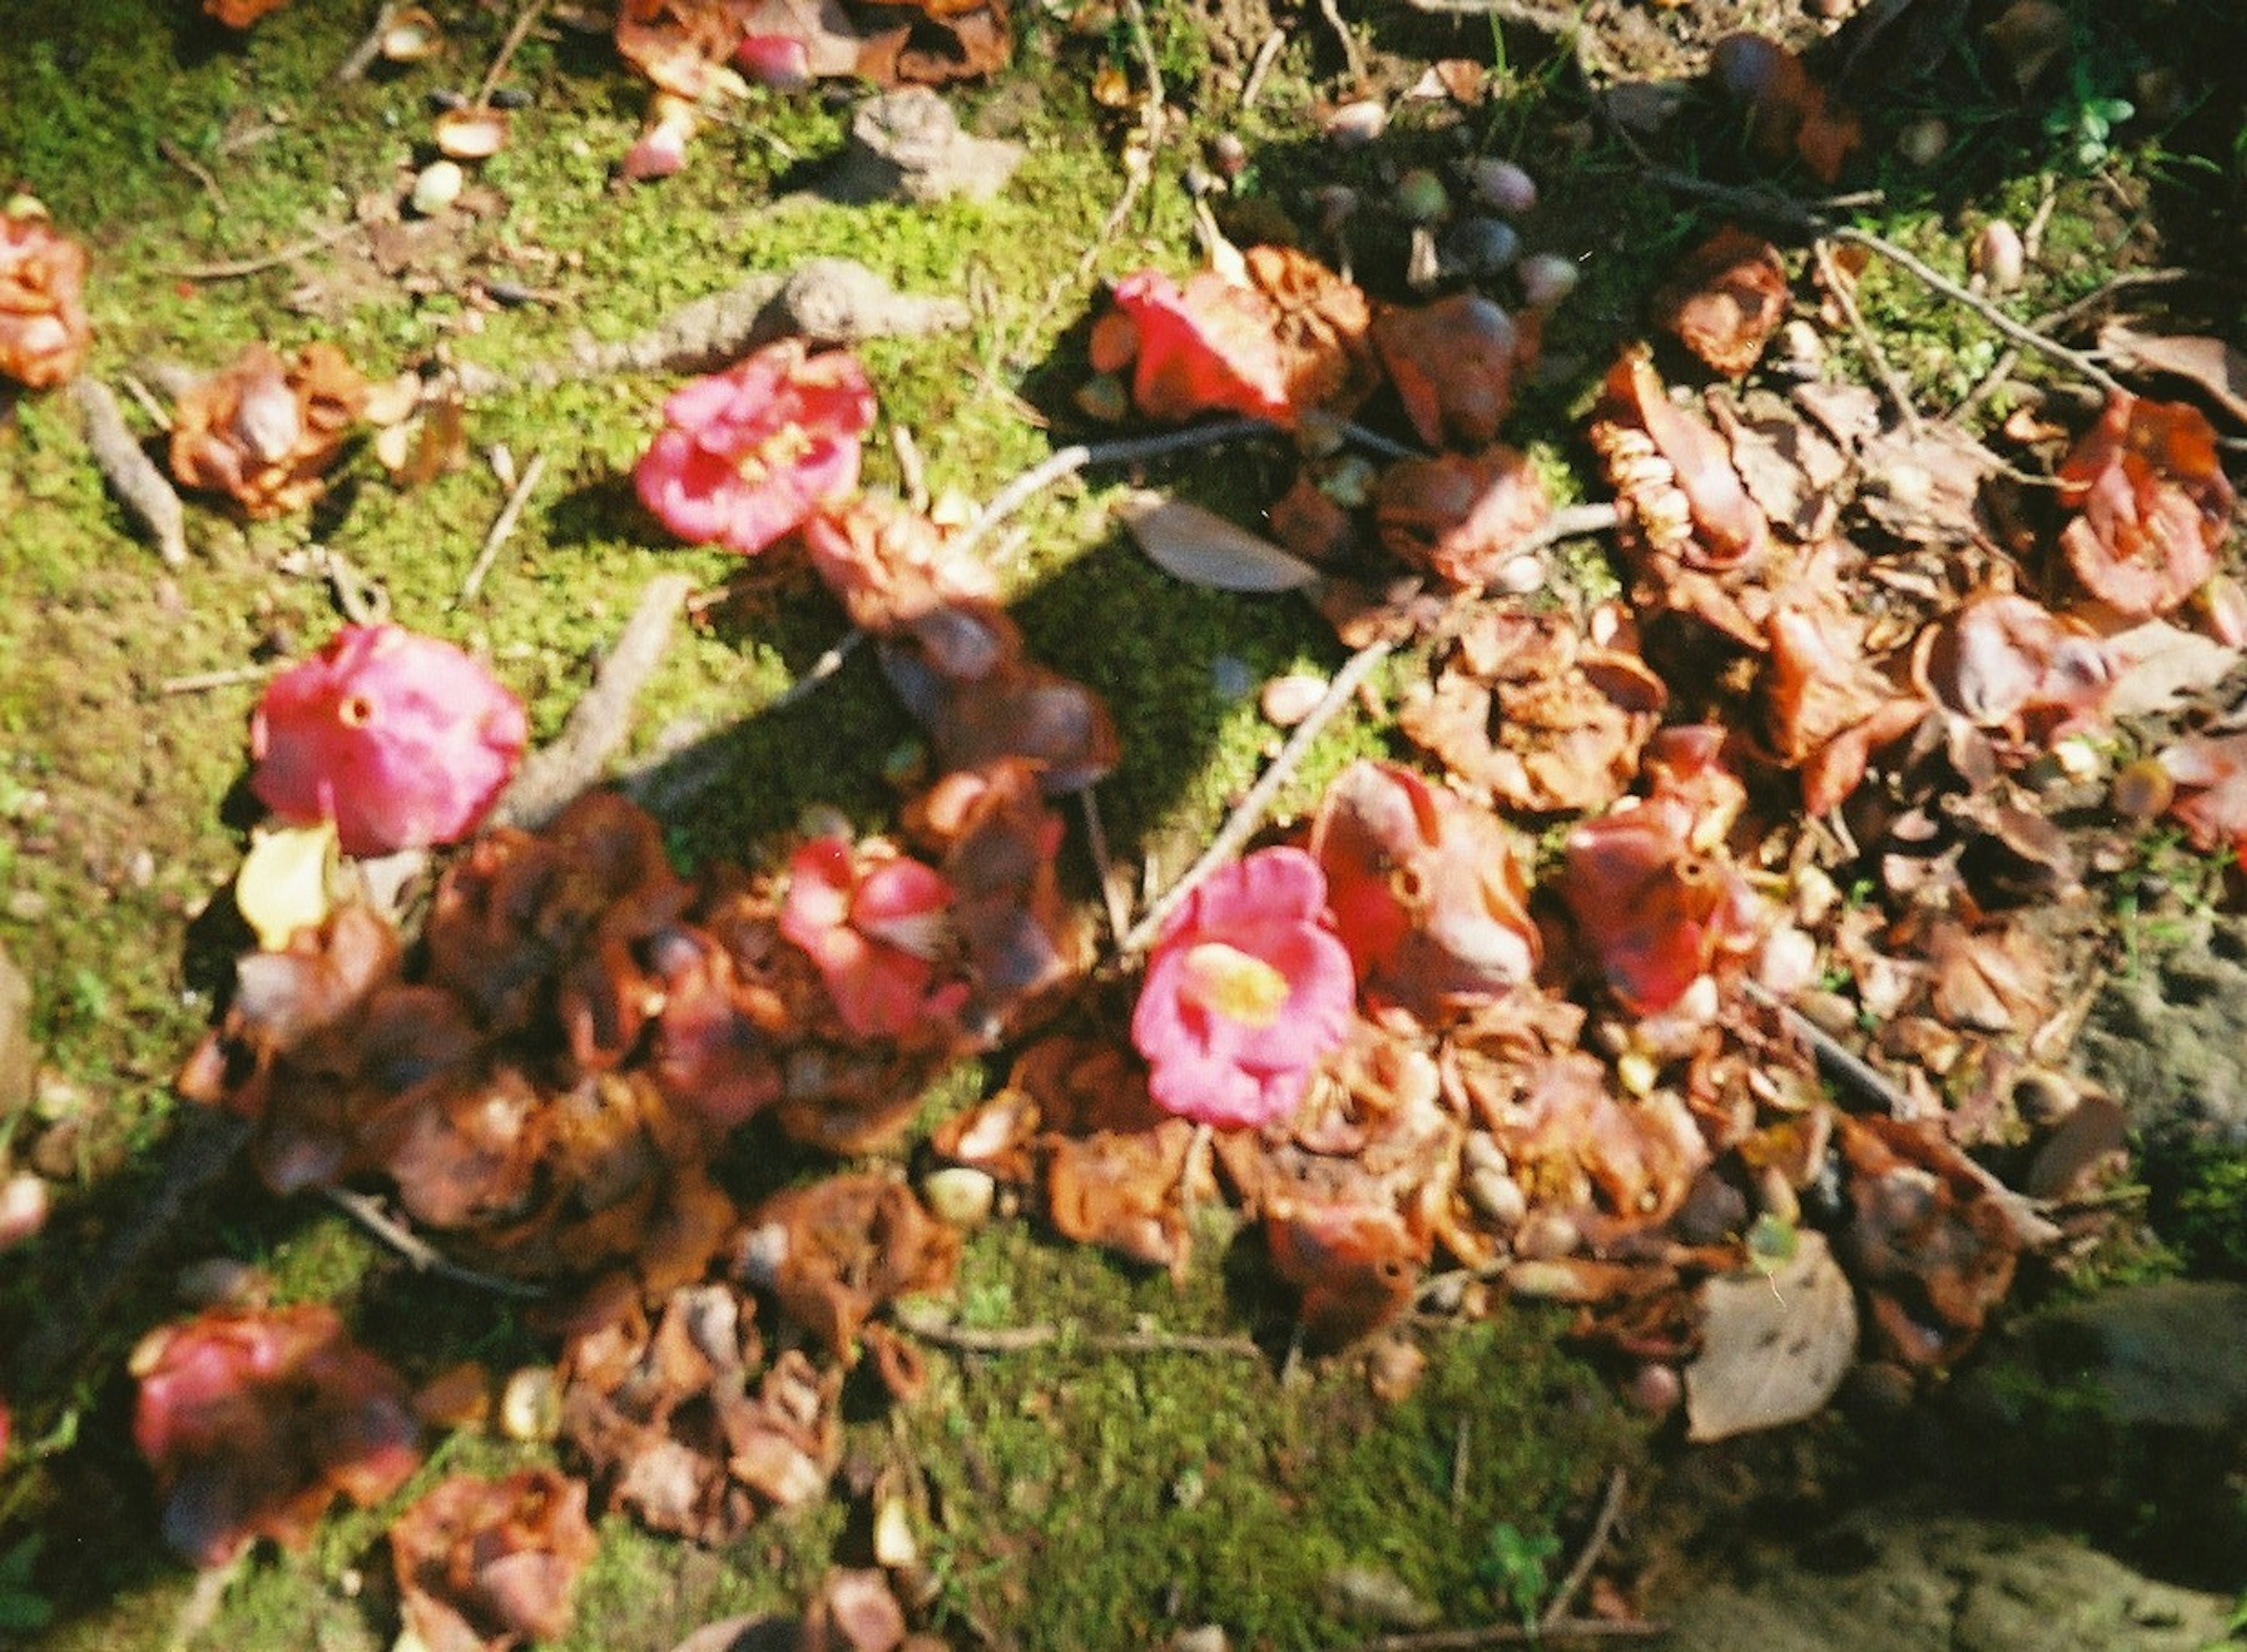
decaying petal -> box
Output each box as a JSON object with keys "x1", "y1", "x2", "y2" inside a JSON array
[
  {"x1": 1589, "y1": 348, "x2": 1770, "y2": 574},
  {"x1": 1911, "y1": 591, "x2": 2114, "y2": 741},
  {"x1": 1397, "y1": 605, "x2": 1667, "y2": 814},
  {"x1": 1308, "y1": 760, "x2": 1538, "y2": 1025},
  {"x1": 0, "y1": 199, "x2": 92, "y2": 388},
  {"x1": 390, "y1": 1468, "x2": 600, "y2": 1652},
  {"x1": 1372, "y1": 446, "x2": 1551, "y2": 588},
  {"x1": 736, "y1": 1173, "x2": 960, "y2": 1357},
  {"x1": 2057, "y1": 392, "x2": 2234, "y2": 618},
  {"x1": 132, "y1": 1304, "x2": 422, "y2": 1568},
  {"x1": 1652, "y1": 226, "x2": 1789, "y2": 377},
  {"x1": 1369, "y1": 292, "x2": 1526, "y2": 452},
  {"x1": 169, "y1": 341, "x2": 369, "y2": 518}
]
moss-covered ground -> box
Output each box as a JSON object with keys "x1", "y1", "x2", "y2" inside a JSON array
[{"x1": 2, "y1": 0, "x2": 2244, "y2": 1644}]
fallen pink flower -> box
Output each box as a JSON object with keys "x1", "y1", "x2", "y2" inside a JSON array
[
  {"x1": 2159, "y1": 731, "x2": 2247, "y2": 862},
  {"x1": 621, "y1": 94, "x2": 699, "y2": 181},
  {"x1": 250, "y1": 625, "x2": 528, "y2": 858},
  {"x1": 1131, "y1": 846, "x2": 1354, "y2": 1128},
  {"x1": 781, "y1": 836, "x2": 967, "y2": 1041},
  {"x1": 131, "y1": 1304, "x2": 421, "y2": 1568},
  {"x1": 1103, "y1": 268, "x2": 1292, "y2": 425},
  {"x1": 391, "y1": 1468, "x2": 600, "y2": 1652},
  {"x1": 636, "y1": 340, "x2": 877, "y2": 555}
]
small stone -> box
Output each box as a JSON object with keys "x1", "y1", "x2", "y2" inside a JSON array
[
  {"x1": 175, "y1": 1256, "x2": 272, "y2": 1309},
  {"x1": 410, "y1": 160, "x2": 465, "y2": 216},
  {"x1": 1515, "y1": 252, "x2": 1579, "y2": 312},
  {"x1": 1462, "y1": 156, "x2": 1537, "y2": 215},
  {"x1": 1321, "y1": 99, "x2": 1387, "y2": 149},
  {"x1": 1438, "y1": 215, "x2": 1520, "y2": 279},
  {"x1": 1897, "y1": 115, "x2": 1950, "y2": 168},
  {"x1": 1628, "y1": 1362, "x2": 1682, "y2": 1416},
  {"x1": 1972, "y1": 219, "x2": 2025, "y2": 292},
  {"x1": 499, "y1": 1365, "x2": 562, "y2": 1442},
  {"x1": 0, "y1": 1173, "x2": 49, "y2": 1251},
  {"x1": 1259, "y1": 672, "x2": 1328, "y2": 728},
  {"x1": 920, "y1": 1166, "x2": 996, "y2": 1228}
]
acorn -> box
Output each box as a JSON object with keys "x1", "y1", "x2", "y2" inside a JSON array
[
  {"x1": 1393, "y1": 167, "x2": 1451, "y2": 226},
  {"x1": 1971, "y1": 219, "x2": 2025, "y2": 292},
  {"x1": 1461, "y1": 156, "x2": 1536, "y2": 216},
  {"x1": 1515, "y1": 251, "x2": 1579, "y2": 312}
]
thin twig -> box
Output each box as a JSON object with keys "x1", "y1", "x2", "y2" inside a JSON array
[
  {"x1": 1314, "y1": 0, "x2": 1366, "y2": 84},
  {"x1": 1241, "y1": 27, "x2": 1287, "y2": 109},
  {"x1": 1079, "y1": 786, "x2": 1133, "y2": 945},
  {"x1": 72, "y1": 377, "x2": 188, "y2": 567},
  {"x1": 172, "y1": 221, "x2": 362, "y2": 281},
  {"x1": 1742, "y1": 980, "x2": 1909, "y2": 1117},
  {"x1": 165, "y1": 1548, "x2": 247, "y2": 1652},
  {"x1": 160, "y1": 664, "x2": 273, "y2": 695},
  {"x1": 1813, "y1": 238, "x2": 1923, "y2": 437},
  {"x1": 1541, "y1": 1467, "x2": 1629, "y2": 1631},
  {"x1": 474, "y1": 0, "x2": 548, "y2": 108},
  {"x1": 892, "y1": 422, "x2": 930, "y2": 514},
  {"x1": 1511, "y1": 501, "x2": 1621, "y2": 562},
  {"x1": 1117, "y1": 0, "x2": 1166, "y2": 122},
  {"x1": 894, "y1": 1302, "x2": 1261, "y2": 1358},
  {"x1": 771, "y1": 627, "x2": 867, "y2": 711},
  {"x1": 333, "y1": 0, "x2": 400, "y2": 82},
  {"x1": 157, "y1": 137, "x2": 227, "y2": 212},
  {"x1": 325, "y1": 1188, "x2": 549, "y2": 1298},
  {"x1": 1332, "y1": 1619, "x2": 1667, "y2": 1650},
  {"x1": 456, "y1": 449, "x2": 547, "y2": 604},
  {"x1": 951, "y1": 417, "x2": 1273, "y2": 563},
  {"x1": 1830, "y1": 225, "x2": 2127, "y2": 400},
  {"x1": 1950, "y1": 267, "x2": 2191, "y2": 420},
  {"x1": 1121, "y1": 635, "x2": 1393, "y2": 956},
  {"x1": 497, "y1": 570, "x2": 698, "y2": 828}
]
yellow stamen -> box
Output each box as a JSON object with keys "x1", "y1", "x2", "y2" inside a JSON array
[{"x1": 1180, "y1": 941, "x2": 1290, "y2": 1029}]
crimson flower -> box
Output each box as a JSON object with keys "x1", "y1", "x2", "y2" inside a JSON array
[
  {"x1": 131, "y1": 1305, "x2": 421, "y2": 1568},
  {"x1": 1101, "y1": 269, "x2": 1291, "y2": 425},
  {"x1": 250, "y1": 625, "x2": 528, "y2": 858},
  {"x1": 781, "y1": 836, "x2": 967, "y2": 1040},
  {"x1": 1131, "y1": 846, "x2": 1354, "y2": 1129},
  {"x1": 635, "y1": 340, "x2": 876, "y2": 555}
]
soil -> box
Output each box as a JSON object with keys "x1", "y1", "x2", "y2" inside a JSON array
[{"x1": 2, "y1": 0, "x2": 2245, "y2": 1647}]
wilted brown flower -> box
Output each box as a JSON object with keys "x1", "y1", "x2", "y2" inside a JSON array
[
  {"x1": 0, "y1": 198, "x2": 91, "y2": 388},
  {"x1": 1652, "y1": 226, "x2": 1789, "y2": 377},
  {"x1": 1372, "y1": 446, "x2": 1551, "y2": 588},
  {"x1": 169, "y1": 341, "x2": 370, "y2": 518},
  {"x1": 2057, "y1": 392, "x2": 2235, "y2": 618}
]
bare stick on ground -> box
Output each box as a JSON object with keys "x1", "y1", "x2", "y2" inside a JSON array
[
  {"x1": 1541, "y1": 1467, "x2": 1630, "y2": 1631},
  {"x1": 73, "y1": 377, "x2": 187, "y2": 567},
  {"x1": 894, "y1": 1302, "x2": 1262, "y2": 1358},
  {"x1": 456, "y1": 449, "x2": 548, "y2": 605},
  {"x1": 172, "y1": 221, "x2": 362, "y2": 281},
  {"x1": 325, "y1": 1188, "x2": 548, "y2": 1299},
  {"x1": 1120, "y1": 635, "x2": 1394, "y2": 957},
  {"x1": 496, "y1": 571, "x2": 698, "y2": 829}
]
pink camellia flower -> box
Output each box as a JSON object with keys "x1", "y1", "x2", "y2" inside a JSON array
[
  {"x1": 636, "y1": 340, "x2": 877, "y2": 556},
  {"x1": 781, "y1": 836, "x2": 967, "y2": 1041},
  {"x1": 1131, "y1": 846, "x2": 1355, "y2": 1129},
  {"x1": 131, "y1": 1304, "x2": 422, "y2": 1568},
  {"x1": 1101, "y1": 269, "x2": 1292, "y2": 425},
  {"x1": 250, "y1": 624, "x2": 528, "y2": 858}
]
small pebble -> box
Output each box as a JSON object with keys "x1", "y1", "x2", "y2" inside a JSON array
[
  {"x1": 1972, "y1": 219, "x2": 2025, "y2": 292},
  {"x1": 499, "y1": 1366, "x2": 562, "y2": 1442},
  {"x1": 1259, "y1": 672, "x2": 1328, "y2": 728},
  {"x1": 1462, "y1": 156, "x2": 1537, "y2": 216},
  {"x1": 1438, "y1": 215, "x2": 1520, "y2": 278},
  {"x1": 410, "y1": 159, "x2": 465, "y2": 216},
  {"x1": 1322, "y1": 99, "x2": 1388, "y2": 149},
  {"x1": 1210, "y1": 654, "x2": 1255, "y2": 702},
  {"x1": 1515, "y1": 252, "x2": 1579, "y2": 312},
  {"x1": 920, "y1": 1166, "x2": 996, "y2": 1228},
  {"x1": 1896, "y1": 115, "x2": 1950, "y2": 168}
]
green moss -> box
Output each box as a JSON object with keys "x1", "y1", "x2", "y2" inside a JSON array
[{"x1": 903, "y1": 1221, "x2": 1639, "y2": 1649}]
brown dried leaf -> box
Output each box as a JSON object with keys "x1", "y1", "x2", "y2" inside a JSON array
[
  {"x1": 169, "y1": 342, "x2": 369, "y2": 519},
  {"x1": 2097, "y1": 324, "x2": 2247, "y2": 426},
  {"x1": 1371, "y1": 446, "x2": 1551, "y2": 589},
  {"x1": 1683, "y1": 1231, "x2": 1856, "y2": 1442}
]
